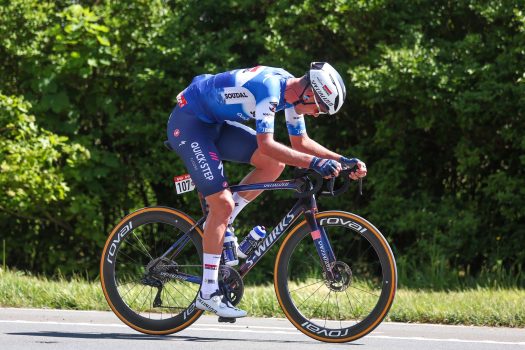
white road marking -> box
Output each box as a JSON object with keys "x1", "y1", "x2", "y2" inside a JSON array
[
  {"x1": 369, "y1": 335, "x2": 525, "y2": 346},
  {"x1": 0, "y1": 320, "x2": 127, "y2": 328},
  {"x1": 196, "y1": 323, "x2": 296, "y2": 330},
  {"x1": 0, "y1": 320, "x2": 524, "y2": 345}
]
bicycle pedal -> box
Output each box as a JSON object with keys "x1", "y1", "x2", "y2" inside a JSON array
[{"x1": 218, "y1": 317, "x2": 236, "y2": 323}]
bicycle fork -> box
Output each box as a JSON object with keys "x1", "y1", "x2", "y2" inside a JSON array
[{"x1": 303, "y1": 198, "x2": 337, "y2": 281}]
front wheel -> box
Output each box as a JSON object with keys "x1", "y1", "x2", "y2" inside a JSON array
[
  {"x1": 274, "y1": 211, "x2": 397, "y2": 343},
  {"x1": 100, "y1": 207, "x2": 204, "y2": 335}
]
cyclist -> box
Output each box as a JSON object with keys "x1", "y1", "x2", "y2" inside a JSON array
[{"x1": 166, "y1": 62, "x2": 367, "y2": 318}]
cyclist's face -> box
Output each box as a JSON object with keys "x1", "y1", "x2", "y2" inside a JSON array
[{"x1": 293, "y1": 87, "x2": 329, "y2": 117}]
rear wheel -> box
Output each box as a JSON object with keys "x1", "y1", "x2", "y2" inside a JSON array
[
  {"x1": 274, "y1": 211, "x2": 397, "y2": 343},
  {"x1": 100, "y1": 207, "x2": 204, "y2": 334}
]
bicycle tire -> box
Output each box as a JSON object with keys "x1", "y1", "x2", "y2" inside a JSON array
[
  {"x1": 100, "y1": 206, "x2": 204, "y2": 335},
  {"x1": 274, "y1": 210, "x2": 397, "y2": 343}
]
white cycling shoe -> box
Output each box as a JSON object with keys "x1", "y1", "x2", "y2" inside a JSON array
[{"x1": 196, "y1": 290, "x2": 247, "y2": 318}]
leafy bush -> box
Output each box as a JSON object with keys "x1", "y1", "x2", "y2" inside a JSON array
[{"x1": 0, "y1": 0, "x2": 523, "y2": 287}]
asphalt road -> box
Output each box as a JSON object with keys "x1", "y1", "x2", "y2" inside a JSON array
[{"x1": 0, "y1": 308, "x2": 524, "y2": 350}]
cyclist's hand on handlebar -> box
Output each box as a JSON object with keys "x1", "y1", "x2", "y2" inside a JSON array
[
  {"x1": 310, "y1": 157, "x2": 341, "y2": 178},
  {"x1": 340, "y1": 156, "x2": 367, "y2": 180}
]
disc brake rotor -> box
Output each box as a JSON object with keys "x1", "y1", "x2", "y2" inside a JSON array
[
  {"x1": 145, "y1": 257, "x2": 178, "y2": 283},
  {"x1": 324, "y1": 261, "x2": 352, "y2": 292}
]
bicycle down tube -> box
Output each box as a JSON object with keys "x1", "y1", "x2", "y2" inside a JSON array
[
  {"x1": 237, "y1": 199, "x2": 304, "y2": 277},
  {"x1": 229, "y1": 180, "x2": 338, "y2": 279}
]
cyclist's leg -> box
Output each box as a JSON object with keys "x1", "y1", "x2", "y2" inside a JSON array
[
  {"x1": 242, "y1": 149, "x2": 286, "y2": 201},
  {"x1": 167, "y1": 110, "x2": 246, "y2": 318},
  {"x1": 216, "y1": 120, "x2": 285, "y2": 202},
  {"x1": 201, "y1": 190, "x2": 234, "y2": 254},
  {"x1": 195, "y1": 189, "x2": 246, "y2": 318}
]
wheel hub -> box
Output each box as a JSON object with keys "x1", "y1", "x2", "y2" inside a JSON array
[
  {"x1": 143, "y1": 257, "x2": 179, "y2": 285},
  {"x1": 324, "y1": 261, "x2": 352, "y2": 292}
]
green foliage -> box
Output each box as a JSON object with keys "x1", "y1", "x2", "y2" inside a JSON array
[
  {"x1": 0, "y1": 0, "x2": 523, "y2": 287},
  {"x1": 1, "y1": 268, "x2": 524, "y2": 326},
  {"x1": 340, "y1": 1, "x2": 525, "y2": 287},
  {"x1": 0, "y1": 93, "x2": 90, "y2": 273},
  {"x1": 0, "y1": 93, "x2": 88, "y2": 212}
]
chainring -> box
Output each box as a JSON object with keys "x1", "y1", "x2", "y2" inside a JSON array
[{"x1": 219, "y1": 265, "x2": 244, "y2": 306}]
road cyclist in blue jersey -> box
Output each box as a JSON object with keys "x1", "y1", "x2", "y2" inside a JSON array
[{"x1": 166, "y1": 62, "x2": 367, "y2": 318}]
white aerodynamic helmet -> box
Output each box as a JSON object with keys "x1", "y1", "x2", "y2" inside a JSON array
[{"x1": 308, "y1": 62, "x2": 347, "y2": 115}]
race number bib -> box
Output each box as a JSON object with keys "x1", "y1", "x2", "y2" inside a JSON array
[{"x1": 174, "y1": 174, "x2": 195, "y2": 194}]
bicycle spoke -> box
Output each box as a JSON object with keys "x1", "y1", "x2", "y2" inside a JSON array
[
  {"x1": 132, "y1": 231, "x2": 154, "y2": 261},
  {"x1": 323, "y1": 291, "x2": 332, "y2": 328},
  {"x1": 151, "y1": 225, "x2": 159, "y2": 262},
  {"x1": 122, "y1": 241, "x2": 148, "y2": 260},
  {"x1": 350, "y1": 285, "x2": 380, "y2": 297},
  {"x1": 119, "y1": 282, "x2": 142, "y2": 300},
  {"x1": 172, "y1": 279, "x2": 199, "y2": 294},
  {"x1": 127, "y1": 284, "x2": 147, "y2": 310},
  {"x1": 296, "y1": 282, "x2": 326, "y2": 309},
  {"x1": 289, "y1": 279, "x2": 324, "y2": 293},
  {"x1": 278, "y1": 210, "x2": 397, "y2": 343},
  {"x1": 121, "y1": 237, "x2": 152, "y2": 262},
  {"x1": 116, "y1": 278, "x2": 143, "y2": 289},
  {"x1": 335, "y1": 292, "x2": 342, "y2": 328},
  {"x1": 115, "y1": 249, "x2": 142, "y2": 266},
  {"x1": 170, "y1": 282, "x2": 194, "y2": 304},
  {"x1": 310, "y1": 289, "x2": 331, "y2": 318},
  {"x1": 102, "y1": 210, "x2": 207, "y2": 333},
  {"x1": 346, "y1": 287, "x2": 367, "y2": 319},
  {"x1": 162, "y1": 285, "x2": 182, "y2": 311},
  {"x1": 344, "y1": 288, "x2": 359, "y2": 318},
  {"x1": 306, "y1": 250, "x2": 320, "y2": 266}
]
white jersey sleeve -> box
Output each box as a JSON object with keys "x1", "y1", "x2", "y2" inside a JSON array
[{"x1": 285, "y1": 107, "x2": 307, "y2": 136}]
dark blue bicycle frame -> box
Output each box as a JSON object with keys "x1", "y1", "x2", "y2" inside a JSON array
[{"x1": 157, "y1": 178, "x2": 338, "y2": 282}]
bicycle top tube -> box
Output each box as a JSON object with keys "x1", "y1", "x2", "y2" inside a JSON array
[
  {"x1": 229, "y1": 180, "x2": 299, "y2": 194},
  {"x1": 195, "y1": 169, "x2": 320, "y2": 217},
  {"x1": 195, "y1": 167, "x2": 353, "y2": 201}
]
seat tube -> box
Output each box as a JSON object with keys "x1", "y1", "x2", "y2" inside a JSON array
[{"x1": 303, "y1": 200, "x2": 336, "y2": 279}]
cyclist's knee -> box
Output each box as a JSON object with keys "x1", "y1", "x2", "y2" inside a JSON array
[
  {"x1": 251, "y1": 149, "x2": 286, "y2": 174},
  {"x1": 274, "y1": 160, "x2": 286, "y2": 173},
  {"x1": 207, "y1": 190, "x2": 235, "y2": 219},
  {"x1": 266, "y1": 159, "x2": 285, "y2": 177}
]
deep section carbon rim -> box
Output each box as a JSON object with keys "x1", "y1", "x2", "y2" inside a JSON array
[
  {"x1": 275, "y1": 211, "x2": 396, "y2": 342},
  {"x1": 101, "y1": 208, "x2": 203, "y2": 334}
]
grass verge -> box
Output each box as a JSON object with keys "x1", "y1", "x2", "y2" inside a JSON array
[{"x1": 1, "y1": 268, "x2": 523, "y2": 327}]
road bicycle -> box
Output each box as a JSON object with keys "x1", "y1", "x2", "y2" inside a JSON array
[{"x1": 100, "y1": 163, "x2": 397, "y2": 343}]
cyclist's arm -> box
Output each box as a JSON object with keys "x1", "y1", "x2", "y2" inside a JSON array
[
  {"x1": 256, "y1": 133, "x2": 314, "y2": 168},
  {"x1": 289, "y1": 134, "x2": 342, "y2": 161}
]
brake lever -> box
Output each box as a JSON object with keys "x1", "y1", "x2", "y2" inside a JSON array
[
  {"x1": 345, "y1": 163, "x2": 363, "y2": 196},
  {"x1": 329, "y1": 177, "x2": 336, "y2": 195}
]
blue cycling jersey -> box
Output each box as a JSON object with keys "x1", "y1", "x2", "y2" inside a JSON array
[{"x1": 176, "y1": 66, "x2": 307, "y2": 136}]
